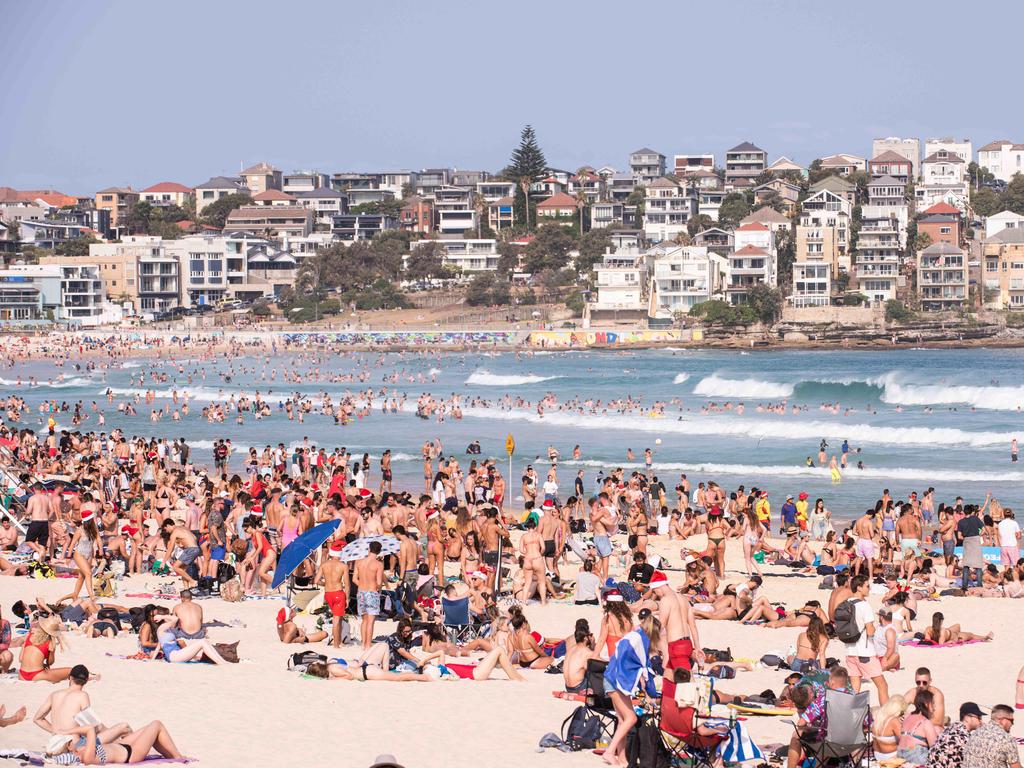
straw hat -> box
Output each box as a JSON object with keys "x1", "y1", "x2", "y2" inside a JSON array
[
  {"x1": 34, "y1": 614, "x2": 67, "y2": 650},
  {"x1": 369, "y1": 756, "x2": 405, "y2": 768},
  {"x1": 46, "y1": 734, "x2": 73, "y2": 755}
]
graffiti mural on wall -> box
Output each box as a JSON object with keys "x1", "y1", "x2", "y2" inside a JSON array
[
  {"x1": 526, "y1": 330, "x2": 685, "y2": 347},
  {"x1": 281, "y1": 331, "x2": 520, "y2": 346}
]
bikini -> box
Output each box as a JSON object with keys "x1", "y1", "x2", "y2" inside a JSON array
[{"x1": 18, "y1": 635, "x2": 51, "y2": 681}]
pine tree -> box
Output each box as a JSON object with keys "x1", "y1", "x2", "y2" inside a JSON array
[{"x1": 508, "y1": 125, "x2": 548, "y2": 182}]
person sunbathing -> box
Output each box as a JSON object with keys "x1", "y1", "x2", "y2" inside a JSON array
[
  {"x1": 49, "y1": 721, "x2": 183, "y2": 765},
  {"x1": 305, "y1": 659, "x2": 433, "y2": 682},
  {"x1": 18, "y1": 616, "x2": 76, "y2": 683},
  {"x1": 764, "y1": 600, "x2": 829, "y2": 628},
  {"x1": 419, "y1": 623, "x2": 492, "y2": 657},
  {"x1": 276, "y1": 607, "x2": 328, "y2": 645},
  {"x1": 436, "y1": 647, "x2": 526, "y2": 681},
  {"x1": 921, "y1": 611, "x2": 992, "y2": 644}
]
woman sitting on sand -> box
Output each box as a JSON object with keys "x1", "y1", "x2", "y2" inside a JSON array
[
  {"x1": 151, "y1": 616, "x2": 229, "y2": 664},
  {"x1": 788, "y1": 615, "x2": 829, "y2": 674},
  {"x1": 871, "y1": 694, "x2": 907, "y2": 759},
  {"x1": 50, "y1": 721, "x2": 183, "y2": 765},
  {"x1": 921, "y1": 611, "x2": 993, "y2": 644},
  {"x1": 18, "y1": 615, "x2": 74, "y2": 683},
  {"x1": 897, "y1": 689, "x2": 939, "y2": 764}
]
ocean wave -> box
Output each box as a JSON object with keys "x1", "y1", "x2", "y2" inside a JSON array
[
  {"x1": 465, "y1": 371, "x2": 561, "y2": 386},
  {"x1": 881, "y1": 382, "x2": 1024, "y2": 411},
  {"x1": 559, "y1": 458, "x2": 1024, "y2": 484},
  {"x1": 693, "y1": 374, "x2": 794, "y2": 399},
  {"x1": 460, "y1": 407, "x2": 1012, "y2": 448},
  {"x1": 427, "y1": 368, "x2": 442, "y2": 377},
  {"x1": 672, "y1": 373, "x2": 690, "y2": 384},
  {"x1": 0, "y1": 376, "x2": 94, "y2": 388},
  {"x1": 102, "y1": 386, "x2": 230, "y2": 402}
]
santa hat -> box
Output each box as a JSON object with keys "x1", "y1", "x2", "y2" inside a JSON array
[
  {"x1": 604, "y1": 589, "x2": 624, "y2": 602},
  {"x1": 542, "y1": 499, "x2": 555, "y2": 509},
  {"x1": 329, "y1": 540, "x2": 344, "y2": 559},
  {"x1": 250, "y1": 503, "x2": 264, "y2": 516},
  {"x1": 426, "y1": 509, "x2": 439, "y2": 521},
  {"x1": 648, "y1": 570, "x2": 670, "y2": 589},
  {"x1": 358, "y1": 489, "x2": 373, "y2": 499},
  {"x1": 80, "y1": 509, "x2": 95, "y2": 523}
]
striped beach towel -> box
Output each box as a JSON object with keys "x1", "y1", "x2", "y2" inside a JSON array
[{"x1": 721, "y1": 720, "x2": 764, "y2": 763}]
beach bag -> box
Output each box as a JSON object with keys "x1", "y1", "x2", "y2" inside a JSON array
[
  {"x1": 703, "y1": 647, "x2": 732, "y2": 662},
  {"x1": 562, "y1": 705, "x2": 603, "y2": 751},
  {"x1": 710, "y1": 665, "x2": 736, "y2": 679},
  {"x1": 96, "y1": 607, "x2": 120, "y2": 624},
  {"x1": 128, "y1": 606, "x2": 147, "y2": 633},
  {"x1": 213, "y1": 642, "x2": 240, "y2": 663},
  {"x1": 29, "y1": 560, "x2": 55, "y2": 579},
  {"x1": 833, "y1": 599, "x2": 862, "y2": 644},
  {"x1": 220, "y1": 577, "x2": 243, "y2": 602},
  {"x1": 759, "y1": 654, "x2": 783, "y2": 669},
  {"x1": 626, "y1": 713, "x2": 671, "y2": 768},
  {"x1": 92, "y1": 573, "x2": 115, "y2": 598},
  {"x1": 216, "y1": 562, "x2": 237, "y2": 583},
  {"x1": 288, "y1": 651, "x2": 326, "y2": 673}
]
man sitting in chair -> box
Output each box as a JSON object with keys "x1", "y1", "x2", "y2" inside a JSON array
[
  {"x1": 661, "y1": 668, "x2": 730, "y2": 767},
  {"x1": 787, "y1": 667, "x2": 855, "y2": 768}
]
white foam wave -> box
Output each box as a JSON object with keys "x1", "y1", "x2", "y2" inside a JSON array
[
  {"x1": 881, "y1": 382, "x2": 1024, "y2": 411},
  {"x1": 465, "y1": 371, "x2": 561, "y2": 386},
  {"x1": 672, "y1": 373, "x2": 691, "y2": 384},
  {"x1": 427, "y1": 368, "x2": 442, "y2": 376},
  {"x1": 1, "y1": 376, "x2": 93, "y2": 388},
  {"x1": 460, "y1": 407, "x2": 1012, "y2": 449},
  {"x1": 102, "y1": 386, "x2": 228, "y2": 402},
  {"x1": 693, "y1": 374, "x2": 794, "y2": 399},
  {"x1": 559, "y1": 458, "x2": 1023, "y2": 484}
]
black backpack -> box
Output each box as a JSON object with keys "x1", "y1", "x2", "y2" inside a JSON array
[
  {"x1": 562, "y1": 705, "x2": 603, "y2": 751},
  {"x1": 833, "y1": 599, "x2": 862, "y2": 644},
  {"x1": 287, "y1": 651, "x2": 327, "y2": 672},
  {"x1": 216, "y1": 562, "x2": 237, "y2": 584},
  {"x1": 626, "y1": 713, "x2": 671, "y2": 768}
]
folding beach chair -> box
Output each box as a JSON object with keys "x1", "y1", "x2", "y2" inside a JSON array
[
  {"x1": 659, "y1": 675, "x2": 729, "y2": 768},
  {"x1": 439, "y1": 596, "x2": 488, "y2": 643},
  {"x1": 559, "y1": 658, "x2": 618, "y2": 745},
  {"x1": 791, "y1": 688, "x2": 873, "y2": 768}
]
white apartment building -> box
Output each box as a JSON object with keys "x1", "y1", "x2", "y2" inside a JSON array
[
  {"x1": 917, "y1": 242, "x2": 967, "y2": 311},
  {"x1": 985, "y1": 211, "x2": 1024, "y2": 239},
  {"x1": 977, "y1": 140, "x2": 1024, "y2": 183},
  {"x1": 791, "y1": 261, "x2": 832, "y2": 307},
  {"x1": 729, "y1": 222, "x2": 776, "y2": 304},
  {"x1": 592, "y1": 252, "x2": 645, "y2": 311},
  {"x1": 871, "y1": 137, "x2": 921, "y2": 179},
  {"x1": 415, "y1": 239, "x2": 499, "y2": 272},
  {"x1": 924, "y1": 138, "x2": 972, "y2": 165},
  {"x1": 854, "y1": 213, "x2": 903, "y2": 302},
  {"x1": 476, "y1": 181, "x2": 516, "y2": 202},
  {"x1": 56, "y1": 264, "x2": 111, "y2": 326},
  {"x1": 629, "y1": 148, "x2": 666, "y2": 185},
  {"x1": 648, "y1": 244, "x2": 728, "y2": 316},
  {"x1": 166, "y1": 235, "x2": 231, "y2": 307},
  {"x1": 643, "y1": 178, "x2": 696, "y2": 243},
  {"x1": 591, "y1": 201, "x2": 624, "y2": 229}
]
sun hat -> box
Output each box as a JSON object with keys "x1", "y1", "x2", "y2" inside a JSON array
[{"x1": 46, "y1": 734, "x2": 73, "y2": 756}]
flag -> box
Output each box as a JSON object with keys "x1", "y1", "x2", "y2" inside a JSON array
[
  {"x1": 721, "y1": 720, "x2": 764, "y2": 763},
  {"x1": 604, "y1": 628, "x2": 658, "y2": 698}
]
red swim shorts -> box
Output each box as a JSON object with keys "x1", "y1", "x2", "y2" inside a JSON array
[
  {"x1": 325, "y1": 590, "x2": 347, "y2": 617},
  {"x1": 666, "y1": 637, "x2": 693, "y2": 671}
]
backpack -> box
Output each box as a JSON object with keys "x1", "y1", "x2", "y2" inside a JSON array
[
  {"x1": 626, "y1": 713, "x2": 671, "y2": 768},
  {"x1": 220, "y1": 577, "x2": 243, "y2": 603},
  {"x1": 216, "y1": 562, "x2": 237, "y2": 584},
  {"x1": 562, "y1": 705, "x2": 603, "y2": 751},
  {"x1": 833, "y1": 599, "x2": 862, "y2": 644},
  {"x1": 288, "y1": 651, "x2": 327, "y2": 673}
]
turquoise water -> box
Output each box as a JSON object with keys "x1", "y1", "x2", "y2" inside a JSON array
[{"x1": 4, "y1": 346, "x2": 1023, "y2": 521}]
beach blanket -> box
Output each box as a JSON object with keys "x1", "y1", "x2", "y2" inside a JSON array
[
  {"x1": 728, "y1": 703, "x2": 796, "y2": 716},
  {"x1": 899, "y1": 638, "x2": 987, "y2": 648},
  {"x1": 125, "y1": 592, "x2": 180, "y2": 600},
  {"x1": 106, "y1": 651, "x2": 153, "y2": 660}
]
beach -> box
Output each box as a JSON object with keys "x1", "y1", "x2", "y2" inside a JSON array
[{"x1": 2, "y1": 536, "x2": 1021, "y2": 766}]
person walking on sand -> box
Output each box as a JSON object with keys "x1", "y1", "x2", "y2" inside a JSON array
[
  {"x1": 320, "y1": 539, "x2": 350, "y2": 648},
  {"x1": 354, "y1": 540, "x2": 385, "y2": 650},
  {"x1": 650, "y1": 570, "x2": 703, "y2": 672}
]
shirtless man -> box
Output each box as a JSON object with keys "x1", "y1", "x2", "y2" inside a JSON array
[
  {"x1": 394, "y1": 525, "x2": 419, "y2": 593},
  {"x1": 895, "y1": 506, "x2": 923, "y2": 558},
  {"x1": 539, "y1": 503, "x2": 562, "y2": 578},
  {"x1": 563, "y1": 627, "x2": 597, "y2": 693},
  {"x1": 320, "y1": 540, "x2": 350, "y2": 648},
  {"x1": 519, "y1": 518, "x2": 547, "y2": 605},
  {"x1": 903, "y1": 667, "x2": 946, "y2": 727},
  {"x1": 160, "y1": 520, "x2": 201, "y2": 588},
  {"x1": 827, "y1": 571, "x2": 852, "y2": 621},
  {"x1": 852, "y1": 509, "x2": 877, "y2": 580},
  {"x1": 380, "y1": 449, "x2": 392, "y2": 494},
  {"x1": 650, "y1": 570, "x2": 704, "y2": 671},
  {"x1": 172, "y1": 590, "x2": 204, "y2": 640},
  {"x1": 590, "y1": 495, "x2": 614, "y2": 581},
  {"x1": 480, "y1": 508, "x2": 507, "y2": 593},
  {"x1": 33, "y1": 664, "x2": 128, "y2": 745},
  {"x1": 24, "y1": 483, "x2": 50, "y2": 560},
  {"x1": 353, "y1": 540, "x2": 384, "y2": 650}
]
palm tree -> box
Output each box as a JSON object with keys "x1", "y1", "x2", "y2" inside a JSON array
[
  {"x1": 518, "y1": 178, "x2": 532, "y2": 230},
  {"x1": 575, "y1": 187, "x2": 588, "y2": 234},
  {"x1": 473, "y1": 192, "x2": 487, "y2": 239}
]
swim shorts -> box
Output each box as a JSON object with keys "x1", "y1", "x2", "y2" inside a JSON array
[
  {"x1": 177, "y1": 547, "x2": 201, "y2": 566},
  {"x1": 665, "y1": 637, "x2": 693, "y2": 671},
  {"x1": 901, "y1": 538, "x2": 920, "y2": 556},
  {"x1": 357, "y1": 590, "x2": 381, "y2": 617},
  {"x1": 325, "y1": 590, "x2": 347, "y2": 617},
  {"x1": 210, "y1": 545, "x2": 226, "y2": 561},
  {"x1": 855, "y1": 538, "x2": 875, "y2": 560},
  {"x1": 25, "y1": 520, "x2": 49, "y2": 546},
  {"x1": 594, "y1": 535, "x2": 612, "y2": 558}
]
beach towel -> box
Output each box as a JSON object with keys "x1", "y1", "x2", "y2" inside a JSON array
[
  {"x1": 721, "y1": 720, "x2": 764, "y2": 763},
  {"x1": 899, "y1": 638, "x2": 987, "y2": 648},
  {"x1": 604, "y1": 628, "x2": 658, "y2": 698}
]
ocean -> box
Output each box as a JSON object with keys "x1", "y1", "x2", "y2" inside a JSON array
[{"x1": 5, "y1": 346, "x2": 1023, "y2": 522}]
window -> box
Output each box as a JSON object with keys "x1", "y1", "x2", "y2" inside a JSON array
[{"x1": 940, "y1": 227, "x2": 951, "y2": 235}]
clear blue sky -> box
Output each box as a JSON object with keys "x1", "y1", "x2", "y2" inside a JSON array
[{"x1": 1, "y1": 0, "x2": 1019, "y2": 194}]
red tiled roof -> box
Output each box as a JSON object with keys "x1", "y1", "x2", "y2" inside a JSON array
[
  {"x1": 176, "y1": 220, "x2": 195, "y2": 230},
  {"x1": 252, "y1": 189, "x2": 295, "y2": 201},
  {"x1": 36, "y1": 192, "x2": 78, "y2": 207},
  {"x1": 922, "y1": 202, "x2": 960, "y2": 216},
  {"x1": 0, "y1": 187, "x2": 77, "y2": 207},
  {"x1": 141, "y1": 182, "x2": 193, "y2": 194},
  {"x1": 536, "y1": 192, "x2": 578, "y2": 209},
  {"x1": 734, "y1": 244, "x2": 767, "y2": 255},
  {"x1": 736, "y1": 222, "x2": 769, "y2": 232}
]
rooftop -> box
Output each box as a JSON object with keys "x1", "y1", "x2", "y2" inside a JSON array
[
  {"x1": 141, "y1": 182, "x2": 192, "y2": 194},
  {"x1": 727, "y1": 141, "x2": 765, "y2": 154}
]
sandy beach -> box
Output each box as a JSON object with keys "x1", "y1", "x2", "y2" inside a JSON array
[{"x1": 2, "y1": 535, "x2": 1020, "y2": 767}]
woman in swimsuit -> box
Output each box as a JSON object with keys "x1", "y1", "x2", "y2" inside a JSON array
[
  {"x1": 518, "y1": 518, "x2": 547, "y2": 605},
  {"x1": 18, "y1": 615, "x2": 72, "y2": 682},
  {"x1": 241, "y1": 517, "x2": 277, "y2": 597},
  {"x1": 626, "y1": 505, "x2": 649, "y2": 558},
  {"x1": 871, "y1": 694, "x2": 907, "y2": 759},
  {"x1": 508, "y1": 613, "x2": 553, "y2": 669},
  {"x1": 278, "y1": 503, "x2": 302, "y2": 550},
  {"x1": 305, "y1": 659, "x2": 433, "y2": 682},
  {"x1": 788, "y1": 615, "x2": 829, "y2": 673},
  {"x1": 923, "y1": 611, "x2": 992, "y2": 644},
  {"x1": 740, "y1": 508, "x2": 762, "y2": 577},
  {"x1": 443, "y1": 526, "x2": 463, "y2": 563},
  {"x1": 897, "y1": 689, "x2": 938, "y2": 764},
  {"x1": 460, "y1": 531, "x2": 482, "y2": 580},
  {"x1": 595, "y1": 594, "x2": 634, "y2": 659},
  {"x1": 58, "y1": 505, "x2": 102, "y2": 604},
  {"x1": 425, "y1": 511, "x2": 444, "y2": 587},
  {"x1": 705, "y1": 506, "x2": 727, "y2": 577},
  {"x1": 152, "y1": 616, "x2": 228, "y2": 664},
  {"x1": 56, "y1": 720, "x2": 183, "y2": 765}
]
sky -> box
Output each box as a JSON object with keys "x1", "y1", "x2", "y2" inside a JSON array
[{"x1": 1, "y1": 0, "x2": 1021, "y2": 194}]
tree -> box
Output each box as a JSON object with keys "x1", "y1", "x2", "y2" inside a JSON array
[
  {"x1": 1003, "y1": 173, "x2": 1024, "y2": 215},
  {"x1": 125, "y1": 201, "x2": 154, "y2": 234},
  {"x1": 913, "y1": 231, "x2": 933, "y2": 253},
  {"x1": 473, "y1": 192, "x2": 488, "y2": 238},
  {"x1": 405, "y1": 241, "x2": 445, "y2": 280},
  {"x1": 847, "y1": 171, "x2": 870, "y2": 204},
  {"x1": 775, "y1": 226, "x2": 796, "y2": 289},
  {"x1": 496, "y1": 240, "x2": 520, "y2": 275},
  {"x1": 200, "y1": 193, "x2": 251, "y2": 228},
  {"x1": 967, "y1": 162, "x2": 995, "y2": 188},
  {"x1": 687, "y1": 214, "x2": 714, "y2": 236},
  {"x1": 575, "y1": 227, "x2": 612, "y2": 276},
  {"x1": 523, "y1": 224, "x2": 575, "y2": 273},
  {"x1": 506, "y1": 125, "x2": 548, "y2": 228},
  {"x1": 465, "y1": 271, "x2": 508, "y2": 306},
  {"x1": 746, "y1": 283, "x2": 783, "y2": 326},
  {"x1": 55, "y1": 235, "x2": 98, "y2": 258},
  {"x1": 885, "y1": 299, "x2": 913, "y2": 324},
  {"x1": 717, "y1": 193, "x2": 751, "y2": 228},
  {"x1": 348, "y1": 199, "x2": 402, "y2": 217},
  {"x1": 757, "y1": 190, "x2": 786, "y2": 213},
  {"x1": 970, "y1": 186, "x2": 1003, "y2": 218}
]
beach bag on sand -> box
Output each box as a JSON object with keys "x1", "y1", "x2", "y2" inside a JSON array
[
  {"x1": 213, "y1": 642, "x2": 240, "y2": 663},
  {"x1": 220, "y1": 578, "x2": 243, "y2": 602},
  {"x1": 288, "y1": 651, "x2": 327, "y2": 673},
  {"x1": 93, "y1": 573, "x2": 115, "y2": 598},
  {"x1": 562, "y1": 706, "x2": 603, "y2": 751},
  {"x1": 626, "y1": 713, "x2": 670, "y2": 768},
  {"x1": 833, "y1": 599, "x2": 862, "y2": 644}
]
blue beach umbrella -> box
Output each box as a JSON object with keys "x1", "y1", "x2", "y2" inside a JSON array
[{"x1": 271, "y1": 519, "x2": 340, "y2": 589}]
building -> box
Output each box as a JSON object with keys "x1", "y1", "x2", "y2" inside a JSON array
[
  {"x1": 917, "y1": 242, "x2": 967, "y2": 310},
  {"x1": 629, "y1": 148, "x2": 666, "y2": 185},
  {"x1": 194, "y1": 176, "x2": 248, "y2": 215},
  {"x1": 292, "y1": 188, "x2": 348, "y2": 228},
  {"x1": 399, "y1": 196, "x2": 434, "y2": 234},
  {"x1": 727, "y1": 245, "x2": 774, "y2": 304},
  {"x1": 752, "y1": 178, "x2": 800, "y2": 214},
  {"x1": 982, "y1": 228, "x2": 1024, "y2": 308},
  {"x1": 724, "y1": 142, "x2": 767, "y2": 184},
  {"x1": 673, "y1": 154, "x2": 715, "y2": 176},
  {"x1": 375, "y1": 171, "x2": 414, "y2": 198},
  {"x1": 590, "y1": 200, "x2": 624, "y2": 229},
  {"x1": 648, "y1": 244, "x2": 728, "y2": 316},
  {"x1": 139, "y1": 182, "x2": 193, "y2": 208},
  {"x1": 95, "y1": 187, "x2": 138, "y2": 228},
  {"x1": 411, "y1": 169, "x2": 451, "y2": 198},
  {"x1": 977, "y1": 140, "x2": 1024, "y2": 183},
  {"x1": 18, "y1": 219, "x2": 91, "y2": 250},
  {"x1": 251, "y1": 189, "x2": 297, "y2": 206},
  {"x1": 240, "y1": 162, "x2": 282, "y2": 195},
  {"x1": 692, "y1": 227, "x2": 733, "y2": 255},
  {"x1": 79, "y1": 236, "x2": 181, "y2": 313},
  {"x1": 282, "y1": 171, "x2": 329, "y2": 195},
  {"x1": 985, "y1": 211, "x2": 1024, "y2": 239},
  {"x1": 853, "y1": 212, "x2": 903, "y2": 302},
  {"x1": 331, "y1": 214, "x2": 398, "y2": 241},
  {"x1": 224, "y1": 205, "x2": 313, "y2": 237},
  {"x1": 536, "y1": 192, "x2": 579, "y2": 227},
  {"x1": 917, "y1": 202, "x2": 961, "y2": 246},
  {"x1": 642, "y1": 178, "x2": 696, "y2": 242},
  {"x1": 809, "y1": 175, "x2": 857, "y2": 207},
  {"x1": 867, "y1": 175, "x2": 907, "y2": 207},
  {"x1": 924, "y1": 138, "x2": 972, "y2": 165},
  {"x1": 797, "y1": 189, "x2": 851, "y2": 278},
  {"x1": 871, "y1": 137, "x2": 921, "y2": 179},
  {"x1": 52, "y1": 263, "x2": 110, "y2": 325},
  {"x1": 585, "y1": 251, "x2": 646, "y2": 325},
  {"x1": 790, "y1": 260, "x2": 832, "y2": 307},
  {"x1": 608, "y1": 172, "x2": 636, "y2": 202},
  {"x1": 166, "y1": 235, "x2": 230, "y2": 307},
  {"x1": 697, "y1": 189, "x2": 726, "y2": 221},
  {"x1": 0, "y1": 204, "x2": 46, "y2": 225},
  {"x1": 476, "y1": 181, "x2": 516, "y2": 202},
  {"x1": 739, "y1": 206, "x2": 791, "y2": 237},
  {"x1": 437, "y1": 208, "x2": 477, "y2": 235},
  {"x1": 765, "y1": 156, "x2": 806, "y2": 177},
  {"x1": 867, "y1": 151, "x2": 913, "y2": 183},
  {"x1": 417, "y1": 239, "x2": 499, "y2": 272},
  {"x1": 487, "y1": 197, "x2": 515, "y2": 232},
  {"x1": 0, "y1": 264, "x2": 62, "y2": 321},
  {"x1": 346, "y1": 188, "x2": 396, "y2": 207},
  {"x1": 921, "y1": 150, "x2": 966, "y2": 187},
  {"x1": 818, "y1": 154, "x2": 866, "y2": 175}
]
